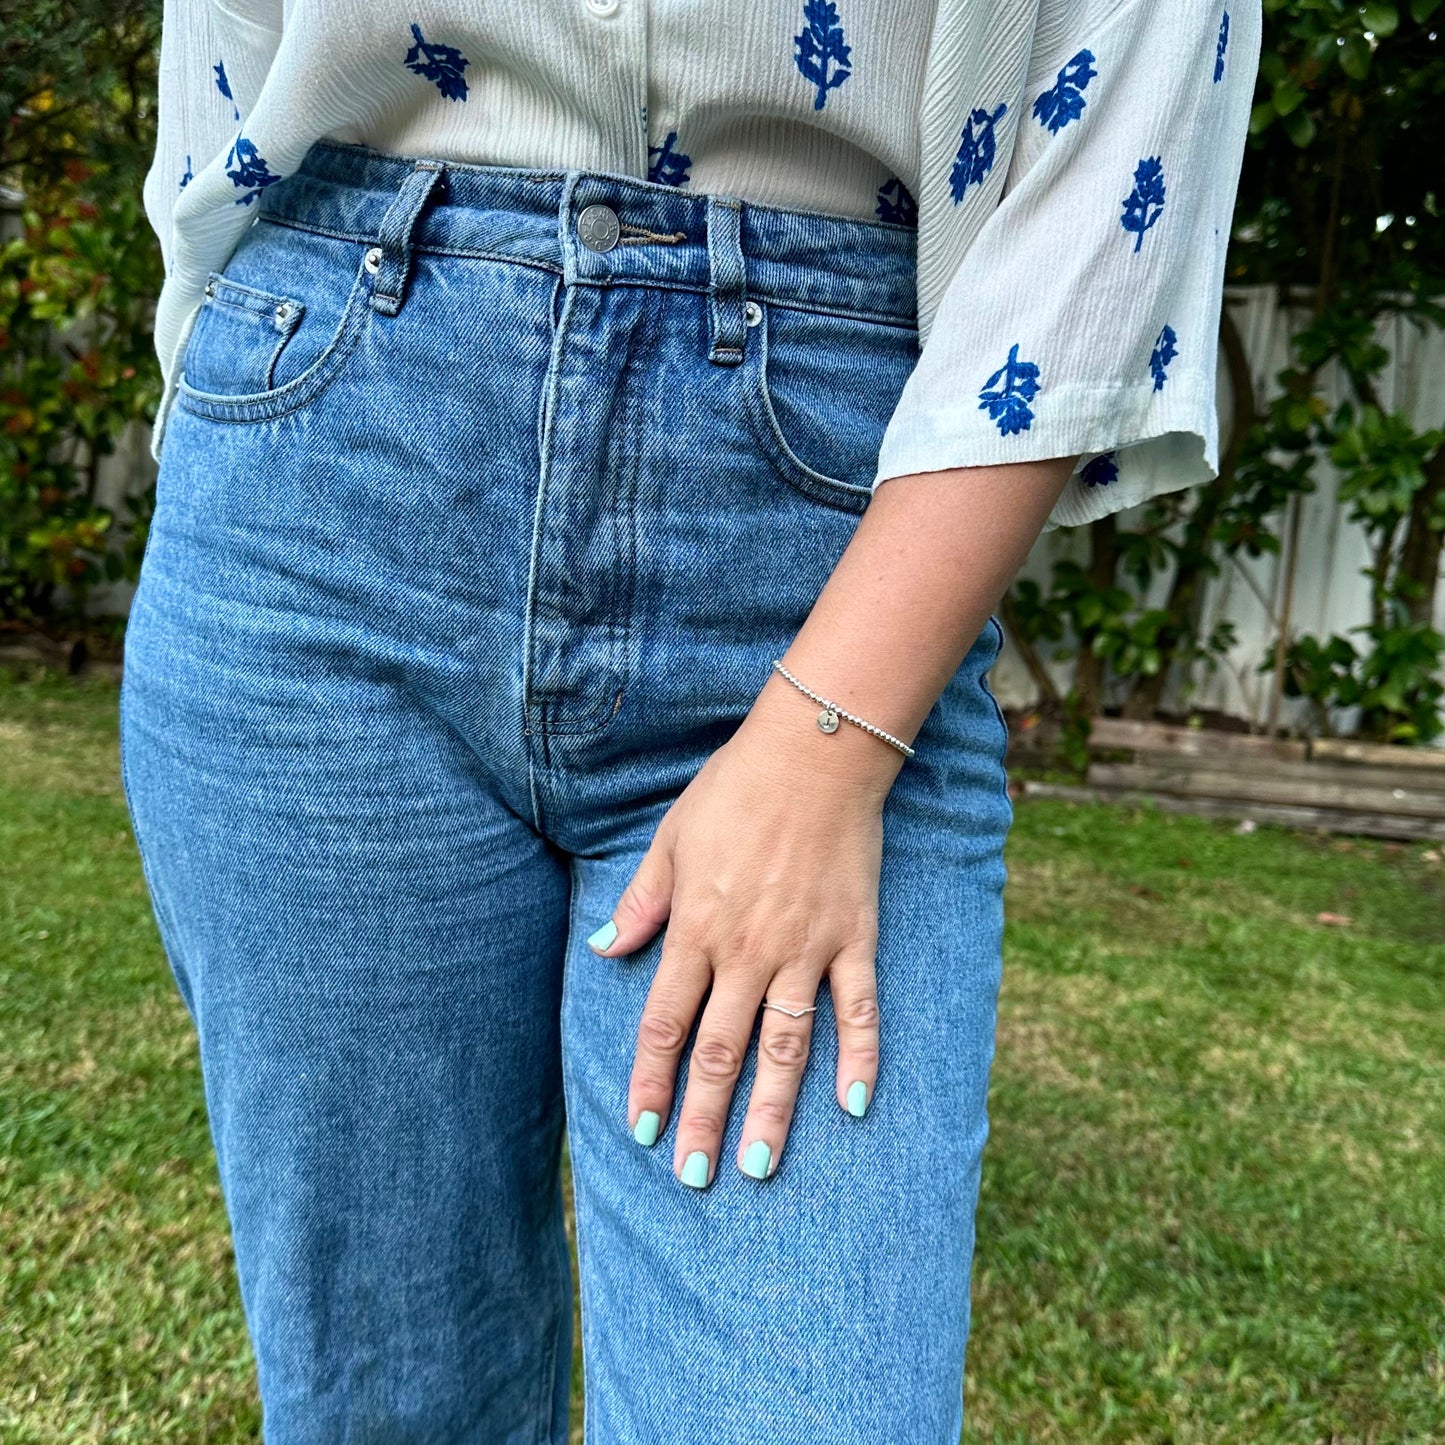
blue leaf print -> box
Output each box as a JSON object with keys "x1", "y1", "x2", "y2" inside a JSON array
[
  {"x1": 1215, "y1": 11, "x2": 1230, "y2": 83},
  {"x1": 404, "y1": 22, "x2": 470, "y2": 102},
  {"x1": 213, "y1": 60, "x2": 240, "y2": 121},
  {"x1": 875, "y1": 177, "x2": 918, "y2": 226},
  {"x1": 950, "y1": 104, "x2": 1008, "y2": 203},
  {"x1": 647, "y1": 131, "x2": 692, "y2": 187},
  {"x1": 178, "y1": 154, "x2": 193, "y2": 191},
  {"x1": 793, "y1": 1, "x2": 852, "y2": 112},
  {"x1": 1120, "y1": 157, "x2": 1166, "y2": 252},
  {"x1": 224, "y1": 135, "x2": 281, "y2": 207},
  {"x1": 1150, "y1": 325, "x2": 1179, "y2": 390},
  {"x1": 1080, "y1": 453, "x2": 1119, "y2": 487},
  {"x1": 1032, "y1": 50, "x2": 1097, "y2": 134},
  {"x1": 978, "y1": 343, "x2": 1041, "y2": 437}
]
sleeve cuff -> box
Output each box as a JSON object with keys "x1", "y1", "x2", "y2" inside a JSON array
[{"x1": 872, "y1": 371, "x2": 1219, "y2": 533}]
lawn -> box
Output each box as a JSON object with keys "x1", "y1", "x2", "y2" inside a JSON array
[{"x1": 2, "y1": 673, "x2": 1442, "y2": 1443}]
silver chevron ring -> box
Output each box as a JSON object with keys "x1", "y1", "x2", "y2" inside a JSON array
[{"x1": 761, "y1": 1001, "x2": 819, "y2": 1019}]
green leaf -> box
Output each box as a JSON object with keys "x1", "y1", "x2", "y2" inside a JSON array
[
  {"x1": 1282, "y1": 106, "x2": 1317, "y2": 148},
  {"x1": 1287, "y1": 399, "x2": 1317, "y2": 433},
  {"x1": 1339, "y1": 33, "x2": 1372, "y2": 79},
  {"x1": 1362, "y1": 2, "x2": 1399, "y2": 34},
  {"x1": 1410, "y1": 0, "x2": 1442, "y2": 22},
  {"x1": 1258, "y1": 51, "x2": 1290, "y2": 85},
  {"x1": 1272, "y1": 78, "x2": 1306, "y2": 115},
  {"x1": 1249, "y1": 100, "x2": 1277, "y2": 135}
]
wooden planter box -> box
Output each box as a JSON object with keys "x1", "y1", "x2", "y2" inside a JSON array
[{"x1": 1019, "y1": 718, "x2": 1445, "y2": 842}]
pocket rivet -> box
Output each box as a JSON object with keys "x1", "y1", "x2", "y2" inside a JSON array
[
  {"x1": 204, "y1": 280, "x2": 216, "y2": 297},
  {"x1": 275, "y1": 302, "x2": 291, "y2": 321},
  {"x1": 364, "y1": 246, "x2": 383, "y2": 274},
  {"x1": 744, "y1": 300, "x2": 762, "y2": 327}
]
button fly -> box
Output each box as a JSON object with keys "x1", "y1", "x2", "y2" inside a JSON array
[{"x1": 577, "y1": 203, "x2": 621, "y2": 253}]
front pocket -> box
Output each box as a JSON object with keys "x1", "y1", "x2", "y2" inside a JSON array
[
  {"x1": 182, "y1": 274, "x2": 305, "y2": 396},
  {"x1": 742, "y1": 299, "x2": 920, "y2": 514},
  {"x1": 176, "y1": 222, "x2": 376, "y2": 425}
]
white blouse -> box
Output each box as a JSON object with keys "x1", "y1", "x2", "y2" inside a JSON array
[{"x1": 143, "y1": 0, "x2": 1260, "y2": 532}]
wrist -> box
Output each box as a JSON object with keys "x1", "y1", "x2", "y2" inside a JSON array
[{"x1": 740, "y1": 669, "x2": 908, "y2": 808}]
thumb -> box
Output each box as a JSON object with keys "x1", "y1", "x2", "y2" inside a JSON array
[{"x1": 586, "y1": 818, "x2": 677, "y2": 956}]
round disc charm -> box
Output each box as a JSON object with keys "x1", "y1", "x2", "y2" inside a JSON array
[{"x1": 817, "y1": 708, "x2": 840, "y2": 734}]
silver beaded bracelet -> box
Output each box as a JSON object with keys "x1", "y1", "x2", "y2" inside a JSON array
[{"x1": 770, "y1": 659, "x2": 916, "y2": 759}]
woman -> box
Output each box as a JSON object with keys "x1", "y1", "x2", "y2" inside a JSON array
[{"x1": 122, "y1": 2, "x2": 1259, "y2": 1440}]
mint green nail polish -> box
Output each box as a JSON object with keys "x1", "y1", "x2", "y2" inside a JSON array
[
  {"x1": 587, "y1": 919, "x2": 618, "y2": 953},
  {"x1": 633, "y1": 1110, "x2": 660, "y2": 1147},
  {"x1": 680, "y1": 1151, "x2": 710, "y2": 1189},
  {"x1": 847, "y1": 1080, "x2": 869, "y2": 1118},
  {"x1": 741, "y1": 1140, "x2": 772, "y2": 1179}
]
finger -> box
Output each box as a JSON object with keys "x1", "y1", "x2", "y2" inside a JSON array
[
  {"x1": 735, "y1": 972, "x2": 819, "y2": 1181},
  {"x1": 673, "y1": 980, "x2": 763, "y2": 1189},
  {"x1": 628, "y1": 927, "x2": 711, "y2": 1149},
  {"x1": 588, "y1": 813, "x2": 675, "y2": 957},
  {"x1": 829, "y1": 937, "x2": 880, "y2": 1119}
]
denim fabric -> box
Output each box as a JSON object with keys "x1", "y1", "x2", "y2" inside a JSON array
[{"x1": 120, "y1": 138, "x2": 1015, "y2": 1445}]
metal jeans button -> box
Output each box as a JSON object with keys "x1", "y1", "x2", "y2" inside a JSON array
[{"x1": 577, "y1": 203, "x2": 621, "y2": 253}]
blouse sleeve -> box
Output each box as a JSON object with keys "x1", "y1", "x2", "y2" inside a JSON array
[
  {"x1": 874, "y1": 0, "x2": 1261, "y2": 533},
  {"x1": 142, "y1": 1, "x2": 269, "y2": 276}
]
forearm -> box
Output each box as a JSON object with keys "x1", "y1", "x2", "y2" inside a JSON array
[{"x1": 740, "y1": 457, "x2": 1078, "y2": 800}]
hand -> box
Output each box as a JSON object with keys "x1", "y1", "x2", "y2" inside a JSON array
[{"x1": 586, "y1": 680, "x2": 900, "y2": 1186}]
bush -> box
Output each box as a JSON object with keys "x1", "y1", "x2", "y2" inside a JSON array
[{"x1": 0, "y1": 2, "x2": 161, "y2": 629}]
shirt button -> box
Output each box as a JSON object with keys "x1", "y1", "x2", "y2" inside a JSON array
[
  {"x1": 584, "y1": 0, "x2": 619, "y2": 15},
  {"x1": 578, "y1": 203, "x2": 621, "y2": 253}
]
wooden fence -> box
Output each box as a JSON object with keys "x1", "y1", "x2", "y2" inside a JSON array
[{"x1": 1021, "y1": 717, "x2": 1445, "y2": 841}]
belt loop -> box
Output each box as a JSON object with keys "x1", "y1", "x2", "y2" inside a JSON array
[
  {"x1": 706, "y1": 196, "x2": 747, "y2": 366},
  {"x1": 370, "y1": 159, "x2": 447, "y2": 316}
]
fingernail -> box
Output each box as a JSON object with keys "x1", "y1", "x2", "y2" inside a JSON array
[
  {"x1": 587, "y1": 919, "x2": 618, "y2": 953},
  {"x1": 846, "y1": 1080, "x2": 869, "y2": 1118},
  {"x1": 741, "y1": 1140, "x2": 772, "y2": 1179},
  {"x1": 633, "y1": 1110, "x2": 661, "y2": 1147},
  {"x1": 680, "y1": 1151, "x2": 710, "y2": 1189}
]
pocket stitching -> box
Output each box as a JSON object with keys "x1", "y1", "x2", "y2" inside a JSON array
[
  {"x1": 203, "y1": 271, "x2": 306, "y2": 320},
  {"x1": 177, "y1": 251, "x2": 374, "y2": 424},
  {"x1": 742, "y1": 302, "x2": 877, "y2": 515},
  {"x1": 980, "y1": 614, "x2": 1010, "y2": 757}
]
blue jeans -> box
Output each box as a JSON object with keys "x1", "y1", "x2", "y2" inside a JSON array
[{"x1": 120, "y1": 139, "x2": 1014, "y2": 1445}]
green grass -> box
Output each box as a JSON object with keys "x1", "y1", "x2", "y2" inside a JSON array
[{"x1": 2, "y1": 673, "x2": 1442, "y2": 1443}]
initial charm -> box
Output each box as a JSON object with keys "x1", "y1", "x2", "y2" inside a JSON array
[{"x1": 817, "y1": 707, "x2": 840, "y2": 734}]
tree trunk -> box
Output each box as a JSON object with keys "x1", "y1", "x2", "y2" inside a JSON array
[
  {"x1": 1073, "y1": 514, "x2": 1118, "y2": 718},
  {"x1": 1397, "y1": 440, "x2": 1445, "y2": 629},
  {"x1": 999, "y1": 591, "x2": 1064, "y2": 712}
]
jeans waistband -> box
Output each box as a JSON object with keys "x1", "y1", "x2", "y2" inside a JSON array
[{"x1": 256, "y1": 138, "x2": 918, "y2": 332}]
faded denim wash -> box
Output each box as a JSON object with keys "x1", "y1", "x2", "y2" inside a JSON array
[{"x1": 120, "y1": 138, "x2": 1015, "y2": 1445}]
